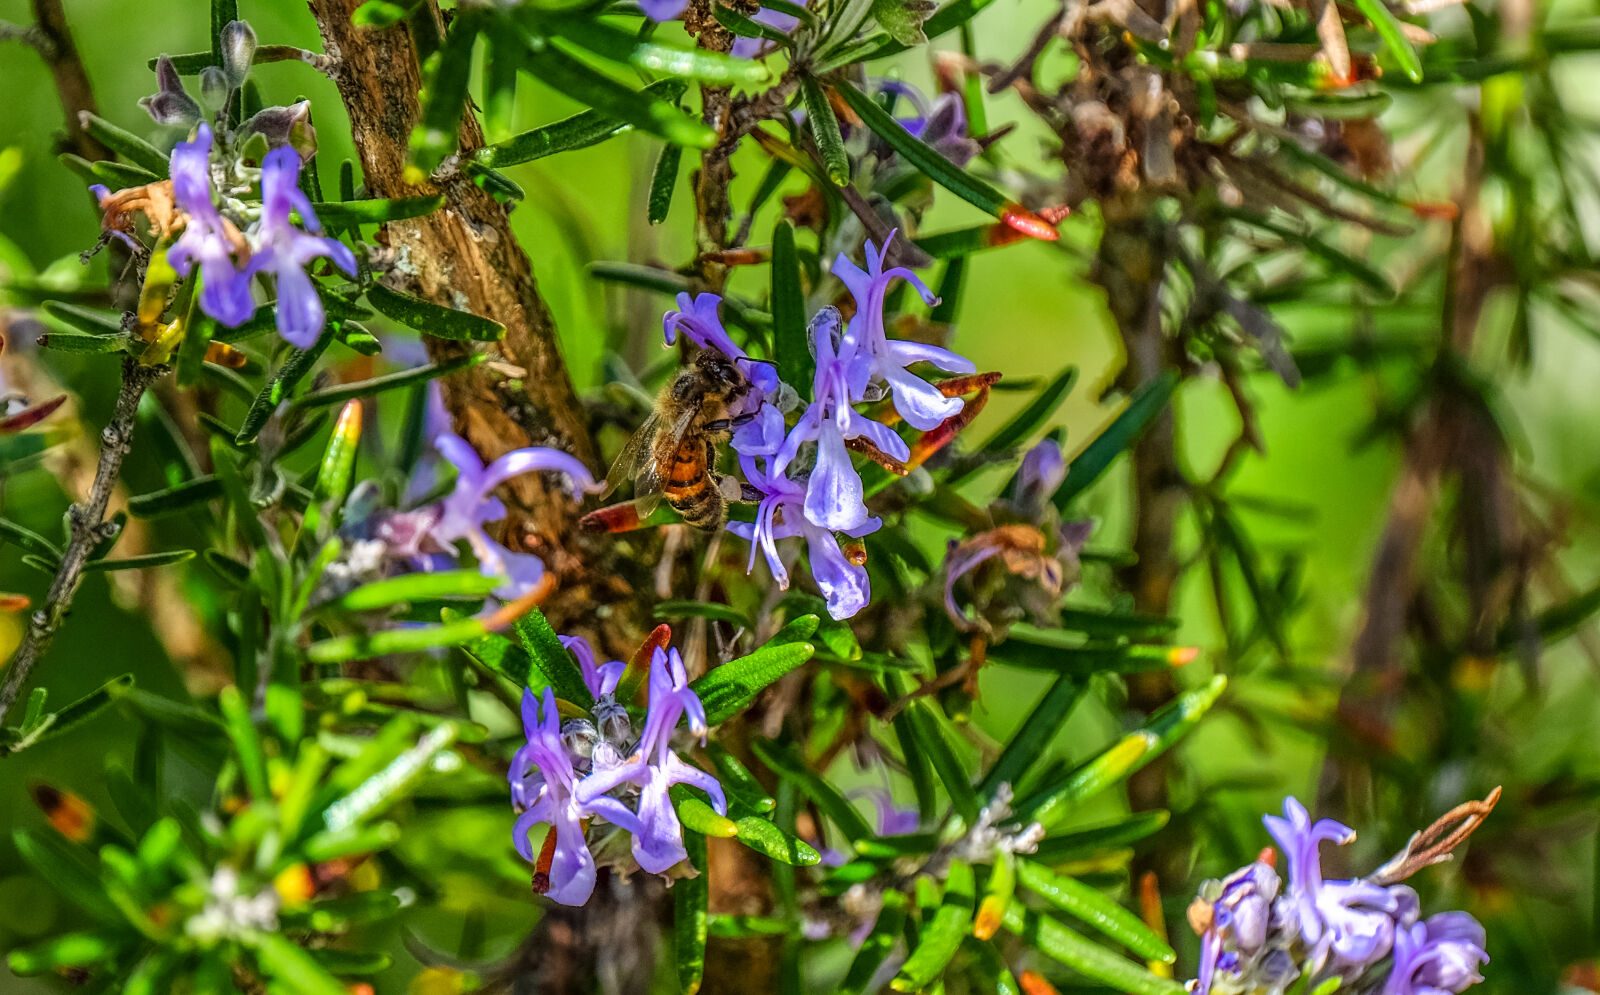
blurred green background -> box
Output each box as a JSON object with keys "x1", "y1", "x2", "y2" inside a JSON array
[{"x1": 4, "y1": 0, "x2": 1600, "y2": 991}]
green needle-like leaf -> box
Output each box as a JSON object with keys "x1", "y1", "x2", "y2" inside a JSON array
[
  {"x1": 308, "y1": 195, "x2": 445, "y2": 226},
  {"x1": 366, "y1": 284, "x2": 506, "y2": 342},
  {"x1": 335, "y1": 570, "x2": 504, "y2": 611},
  {"x1": 291, "y1": 354, "x2": 486, "y2": 410},
  {"x1": 1353, "y1": 0, "x2": 1424, "y2": 83},
  {"x1": 556, "y1": 17, "x2": 771, "y2": 86},
  {"x1": 892, "y1": 861, "x2": 976, "y2": 991},
  {"x1": 676, "y1": 830, "x2": 709, "y2": 994},
  {"x1": 1053, "y1": 370, "x2": 1177, "y2": 509},
  {"x1": 79, "y1": 114, "x2": 170, "y2": 175},
  {"x1": 238, "y1": 331, "x2": 333, "y2": 444},
  {"x1": 1002, "y1": 902, "x2": 1184, "y2": 995},
  {"x1": 800, "y1": 75, "x2": 850, "y2": 186},
  {"x1": 771, "y1": 220, "x2": 811, "y2": 390},
  {"x1": 524, "y1": 42, "x2": 715, "y2": 149},
  {"x1": 690, "y1": 616, "x2": 819, "y2": 725},
  {"x1": 475, "y1": 79, "x2": 689, "y2": 168},
  {"x1": 1016, "y1": 860, "x2": 1175, "y2": 962},
  {"x1": 649, "y1": 142, "x2": 683, "y2": 224},
  {"x1": 753, "y1": 738, "x2": 874, "y2": 842}
]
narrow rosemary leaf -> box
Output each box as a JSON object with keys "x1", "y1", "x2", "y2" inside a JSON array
[
  {"x1": 238, "y1": 331, "x2": 334, "y2": 444},
  {"x1": 523, "y1": 42, "x2": 714, "y2": 149},
  {"x1": 799, "y1": 75, "x2": 850, "y2": 186},
  {"x1": 307, "y1": 195, "x2": 444, "y2": 226},
  {"x1": 335, "y1": 570, "x2": 503, "y2": 612},
  {"x1": 82, "y1": 550, "x2": 196, "y2": 572},
  {"x1": 365, "y1": 284, "x2": 506, "y2": 342},
  {"x1": 648, "y1": 142, "x2": 682, "y2": 225},
  {"x1": 975, "y1": 365, "x2": 1078, "y2": 457},
  {"x1": 291, "y1": 354, "x2": 486, "y2": 411},
  {"x1": 1015, "y1": 859, "x2": 1176, "y2": 962},
  {"x1": 1001, "y1": 903, "x2": 1184, "y2": 995},
  {"x1": 691, "y1": 617, "x2": 819, "y2": 725},
  {"x1": 771, "y1": 220, "x2": 811, "y2": 390},
  {"x1": 408, "y1": 8, "x2": 482, "y2": 175},
  {"x1": 476, "y1": 79, "x2": 689, "y2": 168},
  {"x1": 977, "y1": 674, "x2": 1084, "y2": 802},
  {"x1": 78, "y1": 114, "x2": 169, "y2": 175},
  {"x1": 834, "y1": 78, "x2": 1014, "y2": 219},
  {"x1": 556, "y1": 17, "x2": 771, "y2": 86},
  {"x1": 514, "y1": 607, "x2": 592, "y2": 707},
  {"x1": 752, "y1": 738, "x2": 874, "y2": 842},
  {"x1": 892, "y1": 861, "x2": 975, "y2": 991},
  {"x1": 305, "y1": 617, "x2": 489, "y2": 662},
  {"x1": 1352, "y1": 0, "x2": 1424, "y2": 82},
  {"x1": 676, "y1": 830, "x2": 709, "y2": 995},
  {"x1": 1052, "y1": 369, "x2": 1178, "y2": 510}
]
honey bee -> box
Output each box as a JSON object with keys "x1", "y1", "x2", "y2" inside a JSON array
[{"x1": 594, "y1": 352, "x2": 755, "y2": 531}]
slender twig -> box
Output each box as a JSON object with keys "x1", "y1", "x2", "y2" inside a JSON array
[
  {"x1": 0, "y1": 357, "x2": 164, "y2": 739},
  {"x1": 25, "y1": 0, "x2": 110, "y2": 161}
]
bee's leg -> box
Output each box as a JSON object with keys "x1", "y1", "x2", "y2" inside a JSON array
[{"x1": 702, "y1": 411, "x2": 758, "y2": 434}]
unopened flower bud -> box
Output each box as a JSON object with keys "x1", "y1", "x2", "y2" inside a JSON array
[
  {"x1": 139, "y1": 55, "x2": 201, "y2": 126},
  {"x1": 239, "y1": 100, "x2": 317, "y2": 161},
  {"x1": 560, "y1": 719, "x2": 597, "y2": 761},
  {"x1": 220, "y1": 20, "x2": 257, "y2": 89},
  {"x1": 592, "y1": 697, "x2": 631, "y2": 746},
  {"x1": 198, "y1": 66, "x2": 229, "y2": 114}
]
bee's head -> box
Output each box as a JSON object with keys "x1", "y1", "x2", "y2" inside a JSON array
[{"x1": 694, "y1": 351, "x2": 747, "y2": 399}]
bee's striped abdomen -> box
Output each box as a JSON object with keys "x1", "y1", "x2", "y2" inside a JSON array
[{"x1": 663, "y1": 437, "x2": 723, "y2": 528}]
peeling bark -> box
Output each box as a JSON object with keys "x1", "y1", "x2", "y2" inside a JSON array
[{"x1": 306, "y1": 0, "x2": 602, "y2": 617}]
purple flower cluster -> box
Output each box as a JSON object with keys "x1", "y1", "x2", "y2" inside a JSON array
[
  {"x1": 662, "y1": 233, "x2": 970, "y2": 620},
  {"x1": 1191, "y1": 798, "x2": 1488, "y2": 995},
  {"x1": 509, "y1": 638, "x2": 725, "y2": 905},
  {"x1": 339, "y1": 431, "x2": 598, "y2": 603},
  {"x1": 90, "y1": 121, "x2": 353, "y2": 349},
  {"x1": 161, "y1": 125, "x2": 356, "y2": 348}
]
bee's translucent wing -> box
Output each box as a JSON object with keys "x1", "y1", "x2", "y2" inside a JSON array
[
  {"x1": 603, "y1": 412, "x2": 659, "y2": 499},
  {"x1": 636, "y1": 403, "x2": 707, "y2": 521}
]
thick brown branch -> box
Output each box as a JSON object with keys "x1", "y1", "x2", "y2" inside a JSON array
[{"x1": 307, "y1": 0, "x2": 602, "y2": 612}]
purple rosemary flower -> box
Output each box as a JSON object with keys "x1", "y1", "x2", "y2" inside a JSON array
[
  {"x1": 792, "y1": 306, "x2": 905, "y2": 533},
  {"x1": 576, "y1": 647, "x2": 725, "y2": 874},
  {"x1": 834, "y1": 233, "x2": 975, "y2": 430},
  {"x1": 510, "y1": 687, "x2": 643, "y2": 906},
  {"x1": 662, "y1": 292, "x2": 779, "y2": 402},
  {"x1": 1384, "y1": 914, "x2": 1488, "y2": 995},
  {"x1": 430, "y1": 432, "x2": 598, "y2": 598},
  {"x1": 167, "y1": 124, "x2": 254, "y2": 327},
  {"x1": 1264, "y1": 796, "x2": 1413, "y2": 971},
  {"x1": 563, "y1": 633, "x2": 624, "y2": 700},
  {"x1": 1190, "y1": 797, "x2": 1490, "y2": 995},
  {"x1": 1263, "y1": 796, "x2": 1356, "y2": 944},
  {"x1": 242, "y1": 146, "x2": 357, "y2": 348},
  {"x1": 730, "y1": 424, "x2": 879, "y2": 620},
  {"x1": 875, "y1": 80, "x2": 982, "y2": 168},
  {"x1": 850, "y1": 787, "x2": 920, "y2": 836},
  {"x1": 638, "y1": 0, "x2": 688, "y2": 20},
  {"x1": 1014, "y1": 438, "x2": 1067, "y2": 512}
]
